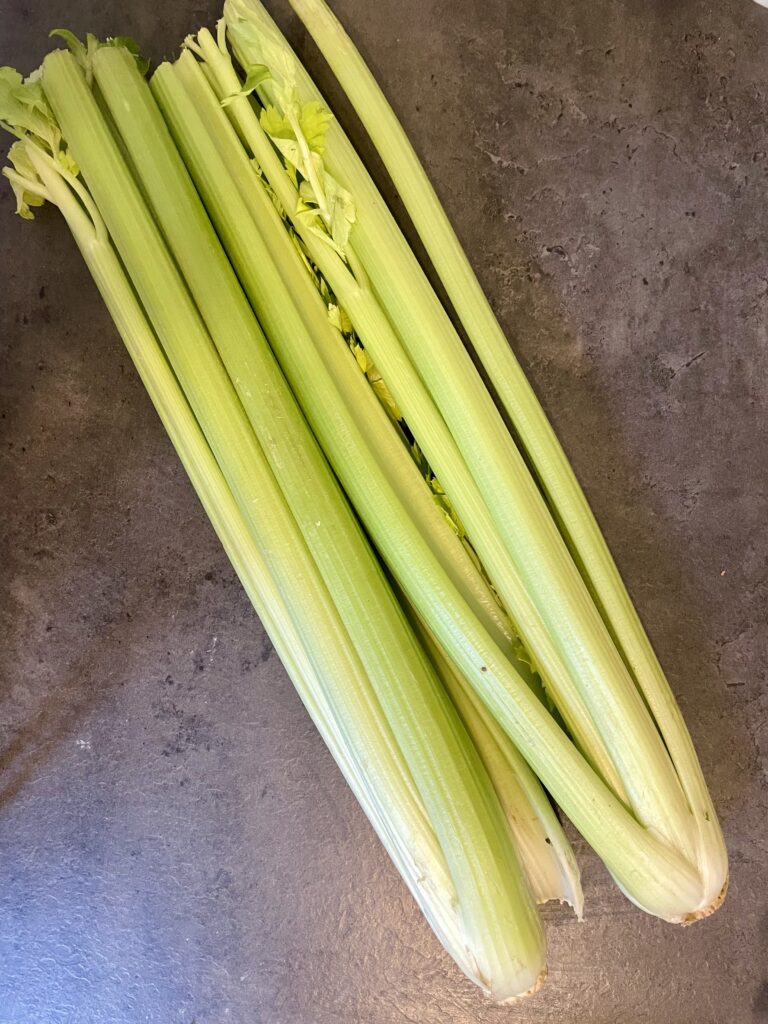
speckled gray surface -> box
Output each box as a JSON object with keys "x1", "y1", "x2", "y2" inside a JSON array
[{"x1": 1, "y1": 0, "x2": 767, "y2": 1021}]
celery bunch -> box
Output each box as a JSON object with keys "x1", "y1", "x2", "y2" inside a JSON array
[{"x1": 0, "y1": 0, "x2": 726, "y2": 1002}]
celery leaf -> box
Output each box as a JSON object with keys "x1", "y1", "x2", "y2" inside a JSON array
[
  {"x1": 221, "y1": 64, "x2": 271, "y2": 107},
  {"x1": 298, "y1": 100, "x2": 332, "y2": 154},
  {"x1": 0, "y1": 66, "x2": 61, "y2": 151},
  {"x1": 105, "y1": 36, "x2": 150, "y2": 76},
  {"x1": 5, "y1": 140, "x2": 46, "y2": 219},
  {"x1": 49, "y1": 29, "x2": 88, "y2": 63}
]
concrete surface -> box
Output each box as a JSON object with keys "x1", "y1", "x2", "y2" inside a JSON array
[{"x1": 1, "y1": 0, "x2": 767, "y2": 1021}]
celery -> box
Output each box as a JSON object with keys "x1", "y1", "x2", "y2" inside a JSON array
[
  {"x1": 38, "y1": 47, "x2": 548, "y2": 999},
  {"x1": 0, "y1": 0, "x2": 727, "y2": 997}
]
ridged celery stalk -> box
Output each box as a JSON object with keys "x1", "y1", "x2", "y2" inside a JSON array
[
  {"x1": 403, "y1": 597, "x2": 582, "y2": 915},
  {"x1": 154, "y1": 44, "x2": 712, "y2": 923},
  {"x1": 0, "y1": 124, "x2": 486, "y2": 981},
  {"x1": 282, "y1": 0, "x2": 728, "y2": 912},
  {"x1": 40, "y1": 47, "x2": 548, "y2": 999}
]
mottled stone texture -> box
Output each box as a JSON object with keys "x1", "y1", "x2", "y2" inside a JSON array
[{"x1": 1, "y1": 0, "x2": 766, "y2": 1021}]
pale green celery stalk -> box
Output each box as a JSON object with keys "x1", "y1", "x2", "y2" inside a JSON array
[
  {"x1": 188, "y1": 28, "x2": 631, "y2": 806},
  {"x1": 439, "y1": 657, "x2": 581, "y2": 913},
  {"x1": 403, "y1": 593, "x2": 582, "y2": 916},
  {"x1": 284, "y1": 0, "x2": 728, "y2": 909},
  {"x1": 222, "y1": 2, "x2": 728, "y2": 911},
  {"x1": 154, "y1": 51, "x2": 708, "y2": 924},
  {"x1": 82, "y1": 46, "x2": 548, "y2": 1000},
  {"x1": 5, "y1": 140, "x2": 468, "y2": 961},
  {"x1": 153, "y1": 51, "x2": 581, "y2": 920}
]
